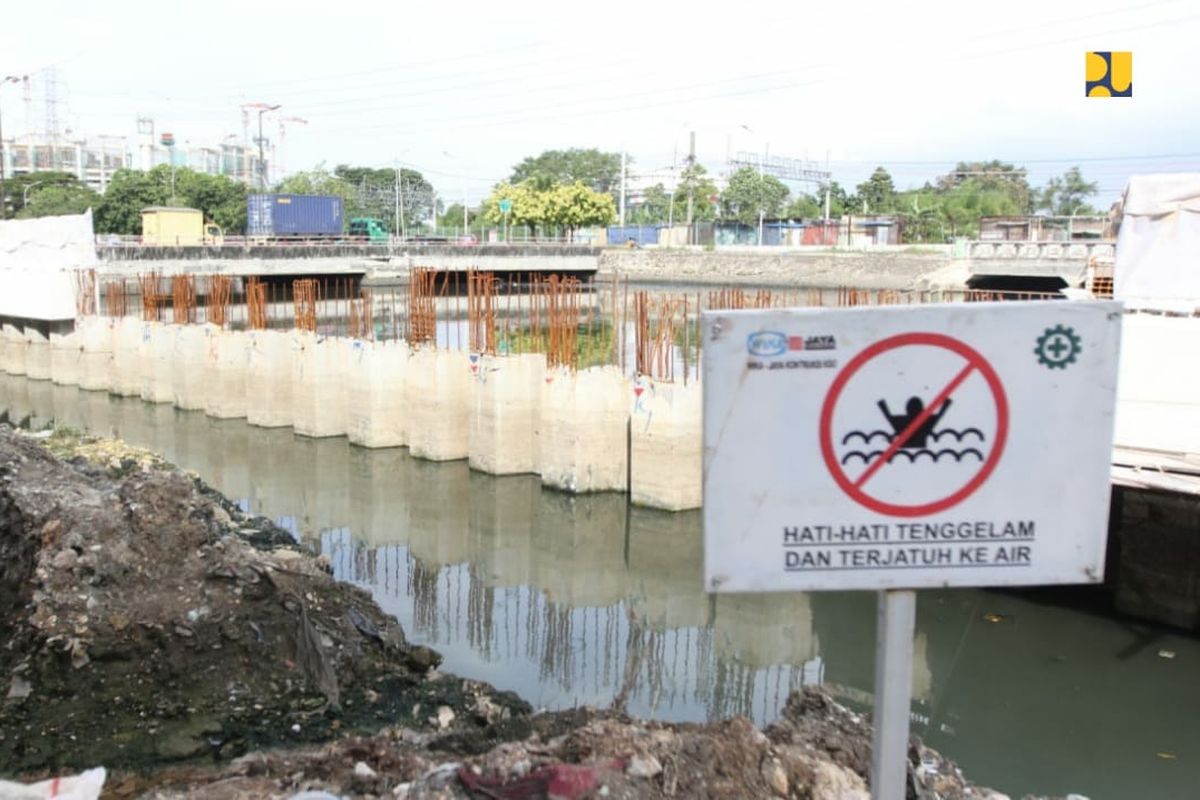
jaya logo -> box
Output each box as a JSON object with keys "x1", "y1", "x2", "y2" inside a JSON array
[
  {"x1": 747, "y1": 331, "x2": 788, "y2": 357},
  {"x1": 788, "y1": 335, "x2": 837, "y2": 351}
]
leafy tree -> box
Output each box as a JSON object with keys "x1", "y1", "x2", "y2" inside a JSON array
[
  {"x1": 936, "y1": 160, "x2": 1032, "y2": 213},
  {"x1": 3, "y1": 171, "x2": 93, "y2": 217},
  {"x1": 720, "y1": 167, "x2": 788, "y2": 225},
  {"x1": 510, "y1": 149, "x2": 622, "y2": 194},
  {"x1": 785, "y1": 193, "x2": 822, "y2": 219},
  {"x1": 95, "y1": 166, "x2": 248, "y2": 234},
  {"x1": 675, "y1": 164, "x2": 719, "y2": 223},
  {"x1": 855, "y1": 167, "x2": 897, "y2": 213},
  {"x1": 482, "y1": 180, "x2": 614, "y2": 236},
  {"x1": 19, "y1": 182, "x2": 101, "y2": 219},
  {"x1": 482, "y1": 182, "x2": 547, "y2": 232},
  {"x1": 822, "y1": 181, "x2": 852, "y2": 218},
  {"x1": 174, "y1": 169, "x2": 247, "y2": 233},
  {"x1": 630, "y1": 183, "x2": 670, "y2": 225},
  {"x1": 545, "y1": 181, "x2": 616, "y2": 233},
  {"x1": 1037, "y1": 166, "x2": 1099, "y2": 216},
  {"x1": 94, "y1": 168, "x2": 171, "y2": 234}
]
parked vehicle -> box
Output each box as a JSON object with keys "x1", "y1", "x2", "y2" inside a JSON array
[
  {"x1": 349, "y1": 217, "x2": 390, "y2": 242},
  {"x1": 247, "y1": 194, "x2": 343, "y2": 239},
  {"x1": 140, "y1": 207, "x2": 223, "y2": 246}
]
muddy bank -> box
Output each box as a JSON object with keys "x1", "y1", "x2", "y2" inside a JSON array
[
  {"x1": 1, "y1": 427, "x2": 1021, "y2": 798},
  {"x1": 0, "y1": 427, "x2": 530, "y2": 776}
]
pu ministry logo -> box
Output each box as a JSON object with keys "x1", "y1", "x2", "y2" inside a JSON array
[{"x1": 1086, "y1": 51, "x2": 1132, "y2": 97}]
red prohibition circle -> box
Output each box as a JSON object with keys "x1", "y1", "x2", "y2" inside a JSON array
[{"x1": 818, "y1": 332, "x2": 1009, "y2": 517}]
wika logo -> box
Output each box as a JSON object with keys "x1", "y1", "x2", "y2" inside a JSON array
[
  {"x1": 1086, "y1": 51, "x2": 1132, "y2": 97},
  {"x1": 747, "y1": 331, "x2": 787, "y2": 357}
]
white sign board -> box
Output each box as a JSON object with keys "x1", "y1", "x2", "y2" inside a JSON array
[{"x1": 703, "y1": 301, "x2": 1121, "y2": 592}]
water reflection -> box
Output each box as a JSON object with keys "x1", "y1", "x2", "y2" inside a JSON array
[{"x1": 4, "y1": 374, "x2": 1199, "y2": 799}]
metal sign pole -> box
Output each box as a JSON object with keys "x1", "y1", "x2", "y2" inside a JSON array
[{"x1": 870, "y1": 588, "x2": 916, "y2": 800}]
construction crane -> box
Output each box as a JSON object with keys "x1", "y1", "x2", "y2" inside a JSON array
[{"x1": 276, "y1": 116, "x2": 308, "y2": 179}]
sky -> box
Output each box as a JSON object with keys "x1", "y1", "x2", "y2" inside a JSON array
[{"x1": 3, "y1": 0, "x2": 1199, "y2": 207}]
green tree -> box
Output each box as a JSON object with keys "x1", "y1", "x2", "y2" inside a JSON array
[
  {"x1": 720, "y1": 167, "x2": 788, "y2": 225},
  {"x1": 937, "y1": 160, "x2": 1032, "y2": 213},
  {"x1": 785, "y1": 192, "x2": 822, "y2": 219},
  {"x1": 631, "y1": 183, "x2": 670, "y2": 225},
  {"x1": 4, "y1": 173, "x2": 97, "y2": 219},
  {"x1": 19, "y1": 182, "x2": 101, "y2": 219},
  {"x1": 855, "y1": 167, "x2": 897, "y2": 213},
  {"x1": 1037, "y1": 166, "x2": 1099, "y2": 215},
  {"x1": 174, "y1": 169, "x2": 247, "y2": 233},
  {"x1": 545, "y1": 181, "x2": 616, "y2": 234},
  {"x1": 95, "y1": 166, "x2": 249, "y2": 234},
  {"x1": 675, "y1": 164, "x2": 719, "y2": 223},
  {"x1": 483, "y1": 181, "x2": 547, "y2": 233},
  {"x1": 94, "y1": 168, "x2": 171, "y2": 234},
  {"x1": 510, "y1": 149, "x2": 622, "y2": 193}
]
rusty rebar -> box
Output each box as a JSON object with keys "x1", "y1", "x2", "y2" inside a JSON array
[{"x1": 172, "y1": 275, "x2": 196, "y2": 324}]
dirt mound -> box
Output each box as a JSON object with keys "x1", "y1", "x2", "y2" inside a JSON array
[
  {"x1": 121, "y1": 687, "x2": 1009, "y2": 799},
  {"x1": 0, "y1": 428, "x2": 529, "y2": 776}
]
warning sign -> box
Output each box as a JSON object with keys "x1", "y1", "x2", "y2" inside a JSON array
[
  {"x1": 819, "y1": 332, "x2": 1009, "y2": 517},
  {"x1": 702, "y1": 302, "x2": 1121, "y2": 592}
]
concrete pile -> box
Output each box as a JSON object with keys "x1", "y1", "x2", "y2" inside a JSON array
[{"x1": 0, "y1": 320, "x2": 707, "y2": 512}]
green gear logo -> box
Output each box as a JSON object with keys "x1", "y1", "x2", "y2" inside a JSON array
[{"x1": 1035, "y1": 325, "x2": 1082, "y2": 369}]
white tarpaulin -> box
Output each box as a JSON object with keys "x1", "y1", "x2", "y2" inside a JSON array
[
  {"x1": 0, "y1": 210, "x2": 96, "y2": 321},
  {"x1": 1115, "y1": 173, "x2": 1200, "y2": 309}
]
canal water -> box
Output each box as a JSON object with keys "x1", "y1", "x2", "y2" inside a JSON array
[{"x1": 2, "y1": 374, "x2": 1197, "y2": 799}]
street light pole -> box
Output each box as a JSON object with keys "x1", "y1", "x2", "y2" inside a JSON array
[
  {"x1": 257, "y1": 105, "x2": 280, "y2": 191},
  {"x1": 0, "y1": 75, "x2": 24, "y2": 221},
  {"x1": 23, "y1": 180, "x2": 44, "y2": 210}
]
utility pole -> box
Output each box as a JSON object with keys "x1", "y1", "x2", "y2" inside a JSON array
[
  {"x1": 685, "y1": 131, "x2": 696, "y2": 245},
  {"x1": 463, "y1": 195, "x2": 469, "y2": 238},
  {"x1": 618, "y1": 150, "x2": 627, "y2": 227},
  {"x1": 394, "y1": 164, "x2": 407, "y2": 241},
  {"x1": 252, "y1": 103, "x2": 280, "y2": 191},
  {"x1": 0, "y1": 75, "x2": 23, "y2": 220},
  {"x1": 758, "y1": 143, "x2": 769, "y2": 247},
  {"x1": 824, "y1": 150, "x2": 832, "y2": 223}
]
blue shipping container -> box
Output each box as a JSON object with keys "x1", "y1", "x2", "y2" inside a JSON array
[{"x1": 247, "y1": 194, "x2": 344, "y2": 237}]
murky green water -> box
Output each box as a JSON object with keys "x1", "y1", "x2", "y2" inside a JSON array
[{"x1": 2, "y1": 375, "x2": 1197, "y2": 799}]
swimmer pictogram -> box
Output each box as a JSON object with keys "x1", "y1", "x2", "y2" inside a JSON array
[{"x1": 819, "y1": 332, "x2": 1009, "y2": 517}]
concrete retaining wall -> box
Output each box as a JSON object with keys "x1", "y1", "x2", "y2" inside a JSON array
[
  {"x1": 408, "y1": 348, "x2": 471, "y2": 461},
  {"x1": 246, "y1": 330, "x2": 294, "y2": 428},
  {"x1": 599, "y1": 248, "x2": 965, "y2": 290},
  {"x1": 25, "y1": 329, "x2": 51, "y2": 381},
  {"x1": 629, "y1": 378, "x2": 702, "y2": 511},
  {"x1": 173, "y1": 325, "x2": 210, "y2": 410},
  {"x1": 54, "y1": 319, "x2": 715, "y2": 511},
  {"x1": 206, "y1": 330, "x2": 248, "y2": 419},
  {"x1": 1, "y1": 324, "x2": 26, "y2": 375},
  {"x1": 347, "y1": 339, "x2": 409, "y2": 448},
  {"x1": 293, "y1": 334, "x2": 347, "y2": 438},
  {"x1": 78, "y1": 317, "x2": 113, "y2": 392},
  {"x1": 109, "y1": 319, "x2": 137, "y2": 396},
  {"x1": 469, "y1": 353, "x2": 545, "y2": 475},
  {"x1": 539, "y1": 365, "x2": 629, "y2": 493},
  {"x1": 50, "y1": 330, "x2": 81, "y2": 386}
]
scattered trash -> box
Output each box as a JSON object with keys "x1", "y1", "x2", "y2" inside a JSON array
[
  {"x1": 1157, "y1": 649, "x2": 1177, "y2": 660},
  {"x1": 982, "y1": 613, "x2": 1006, "y2": 623},
  {"x1": 1156, "y1": 752, "x2": 1178, "y2": 760},
  {"x1": 0, "y1": 767, "x2": 106, "y2": 799}
]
